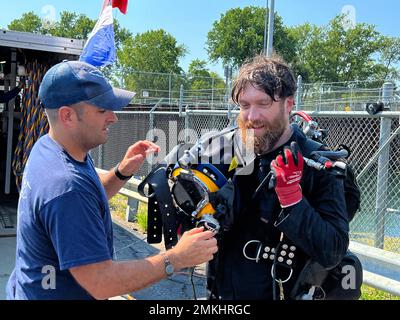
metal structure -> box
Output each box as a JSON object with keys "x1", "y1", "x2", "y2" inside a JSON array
[
  {"x1": 0, "y1": 29, "x2": 85, "y2": 56},
  {"x1": 120, "y1": 68, "x2": 399, "y2": 113},
  {"x1": 263, "y1": 0, "x2": 269, "y2": 54},
  {"x1": 266, "y1": 0, "x2": 275, "y2": 57},
  {"x1": 0, "y1": 30, "x2": 84, "y2": 196}
]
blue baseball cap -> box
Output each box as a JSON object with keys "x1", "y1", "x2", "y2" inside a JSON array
[{"x1": 38, "y1": 60, "x2": 135, "y2": 110}]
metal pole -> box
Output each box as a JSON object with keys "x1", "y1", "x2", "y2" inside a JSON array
[
  {"x1": 225, "y1": 66, "x2": 233, "y2": 120},
  {"x1": 147, "y1": 98, "x2": 162, "y2": 173},
  {"x1": 266, "y1": 0, "x2": 275, "y2": 57},
  {"x1": 168, "y1": 73, "x2": 172, "y2": 105},
  {"x1": 295, "y1": 75, "x2": 303, "y2": 111},
  {"x1": 5, "y1": 49, "x2": 17, "y2": 194},
  {"x1": 126, "y1": 197, "x2": 139, "y2": 222},
  {"x1": 263, "y1": 0, "x2": 269, "y2": 55},
  {"x1": 374, "y1": 82, "x2": 394, "y2": 249},
  {"x1": 211, "y1": 77, "x2": 215, "y2": 108},
  {"x1": 179, "y1": 84, "x2": 184, "y2": 117},
  {"x1": 149, "y1": 108, "x2": 155, "y2": 174},
  {"x1": 185, "y1": 105, "x2": 190, "y2": 143},
  {"x1": 99, "y1": 145, "x2": 104, "y2": 169},
  {"x1": 319, "y1": 83, "x2": 323, "y2": 111}
]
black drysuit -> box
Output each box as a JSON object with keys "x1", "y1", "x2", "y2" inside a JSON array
[{"x1": 206, "y1": 125, "x2": 349, "y2": 300}]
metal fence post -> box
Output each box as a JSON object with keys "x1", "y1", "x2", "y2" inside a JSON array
[
  {"x1": 126, "y1": 197, "x2": 139, "y2": 222},
  {"x1": 5, "y1": 49, "x2": 17, "y2": 194},
  {"x1": 319, "y1": 83, "x2": 323, "y2": 111},
  {"x1": 374, "y1": 82, "x2": 394, "y2": 249},
  {"x1": 149, "y1": 111, "x2": 155, "y2": 174},
  {"x1": 179, "y1": 84, "x2": 184, "y2": 117},
  {"x1": 148, "y1": 99, "x2": 162, "y2": 173},
  {"x1": 211, "y1": 77, "x2": 215, "y2": 108},
  {"x1": 185, "y1": 105, "x2": 190, "y2": 143},
  {"x1": 168, "y1": 73, "x2": 172, "y2": 104},
  {"x1": 295, "y1": 75, "x2": 303, "y2": 112},
  {"x1": 99, "y1": 145, "x2": 104, "y2": 169}
]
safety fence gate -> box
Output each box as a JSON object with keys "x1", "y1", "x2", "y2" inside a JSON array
[{"x1": 91, "y1": 109, "x2": 400, "y2": 254}]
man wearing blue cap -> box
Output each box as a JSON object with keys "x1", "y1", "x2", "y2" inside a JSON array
[{"x1": 6, "y1": 60, "x2": 217, "y2": 300}]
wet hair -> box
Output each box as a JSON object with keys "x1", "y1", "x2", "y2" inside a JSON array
[{"x1": 231, "y1": 54, "x2": 297, "y2": 105}]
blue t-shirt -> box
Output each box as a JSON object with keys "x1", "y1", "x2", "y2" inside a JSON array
[{"x1": 6, "y1": 135, "x2": 113, "y2": 300}]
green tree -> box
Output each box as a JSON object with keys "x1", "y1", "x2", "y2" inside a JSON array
[
  {"x1": 185, "y1": 59, "x2": 226, "y2": 102},
  {"x1": 187, "y1": 59, "x2": 225, "y2": 91},
  {"x1": 288, "y1": 15, "x2": 384, "y2": 84},
  {"x1": 376, "y1": 37, "x2": 400, "y2": 82},
  {"x1": 206, "y1": 6, "x2": 295, "y2": 69},
  {"x1": 8, "y1": 11, "x2": 131, "y2": 50},
  {"x1": 118, "y1": 29, "x2": 187, "y2": 96},
  {"x1": 8, "y1": 11, "x2": 43, "y2": 33},
  {"x1": 46, "y1": 11, "x2": 94, "y2": 39}
]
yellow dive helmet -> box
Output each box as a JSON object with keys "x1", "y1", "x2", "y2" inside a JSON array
[{"x1": 169, "y1": 163, "x2": 227, "y2": 232}]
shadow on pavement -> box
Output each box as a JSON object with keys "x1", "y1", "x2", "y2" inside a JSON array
[{"x1": 112, "y1": 222, "x2": 207, "y2": 300}]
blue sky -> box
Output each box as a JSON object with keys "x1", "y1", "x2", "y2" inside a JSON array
[{"x1": 0, "y1": 0, "x2": 399, "y2": 77}]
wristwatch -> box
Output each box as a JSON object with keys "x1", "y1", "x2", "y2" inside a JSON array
[
  {"x1": 161, "y1": 252, "x2": 174, "y2": 277},
  {"x1": 114, "y1": 162, "x2": 133, "y2": 181}
]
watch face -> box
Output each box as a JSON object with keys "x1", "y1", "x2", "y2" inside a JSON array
[{"x1": 166, "y1": 264, "x2": 174, "y2": 276}]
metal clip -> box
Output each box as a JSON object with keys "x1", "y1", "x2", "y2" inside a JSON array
[{"x1": 242, "y1": 240, "x2": 263, "y2": 263}]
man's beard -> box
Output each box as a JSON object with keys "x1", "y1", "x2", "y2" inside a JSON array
[{"x1": 238, "y1": 112, "x2": 286, "y2": 154}]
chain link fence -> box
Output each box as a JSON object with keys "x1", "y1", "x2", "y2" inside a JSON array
[
  {"x1": 312, "y1": 114, "x2": 400, "y2": 254},
  {"x1": 91, "y1": 108, "x2": 400, "y2": 254},
  {"x1": 117, "y1": 70, "x2": 227, "y2": 109},
  {"x1": 299, "y1": 80, "x2": 400, "y2": 112},
  {"x1": 114, "y1": 69, "x2": 400, "y2": 112}
]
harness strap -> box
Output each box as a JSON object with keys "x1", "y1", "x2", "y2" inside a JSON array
[{"x1": 138, "y1": 165, "x2": 179, "y2": 249}]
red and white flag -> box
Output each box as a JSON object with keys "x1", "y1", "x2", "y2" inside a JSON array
[
  {"x1": 112, "y1": 0, "x2": 129, "y2": 14},
  {"x1": 102, "y1": 0, "x2": 128, "y2": 15}
]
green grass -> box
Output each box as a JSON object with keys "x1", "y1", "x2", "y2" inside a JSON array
[
  {"x1": 109, "y1": 194, "x2": 127, "y2": 221},
  {"x1": 109, "y1": 194, "x2": 148, "y2": 233},
  {"x1": 360, "y1": 285, "x2": 400, "y2": 300},
  {"x1": 136, "y1": 203, "x2": 148, "y2": 233}
]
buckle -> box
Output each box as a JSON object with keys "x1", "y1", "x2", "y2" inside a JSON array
[{"x1": 242, "y1": 240, "x2": 264, "y2": 263}]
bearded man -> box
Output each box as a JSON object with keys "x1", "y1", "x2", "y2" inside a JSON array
[{"x1": 201, "y1": 54, "x2": 350, "y2": 300}]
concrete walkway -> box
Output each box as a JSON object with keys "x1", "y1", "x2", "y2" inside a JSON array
[
  {"x1": 112, "y1": 221, "x2": 207, "y2": 300},
  {"x1": 0, "y1": 236, "x2": 16, "y2": 300},
  {"x1": 0, "y1": 200, "x2": 17, "y2": 300}
]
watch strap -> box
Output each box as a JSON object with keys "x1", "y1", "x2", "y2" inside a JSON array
[
  {"x1": 161, "y1": 252, "x2": 174, "y2": 277},
  {"x1": 114, "y1": 162, "x2": 133, "y2": 181}
]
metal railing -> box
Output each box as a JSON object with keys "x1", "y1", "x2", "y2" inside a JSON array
[{"x1": 117, "y1": 69, "x2": 400, "y2": 112}]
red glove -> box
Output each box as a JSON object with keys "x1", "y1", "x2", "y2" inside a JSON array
[{"x1": 271, "y1": 142, "x2": 304, "y2": 208}]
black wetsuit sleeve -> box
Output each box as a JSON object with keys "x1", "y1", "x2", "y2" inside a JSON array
[{"x1": 274, "y1": 170, "x2": 349, "y2": 269}]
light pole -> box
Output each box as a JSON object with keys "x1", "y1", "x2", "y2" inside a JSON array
[
  {"x1": 263, "y1": 0, "x2": 269, "y2": 55},
  {"x1": 266, "y1": 0, "x2": 275, "y2": 57}
]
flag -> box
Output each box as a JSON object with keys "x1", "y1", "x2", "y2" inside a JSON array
[
  {"x1": 80, "y1": 3, "x2": 116, "y2": 67},
  {"x1": 112, "y1": 0, "x2": 128, "y2": 14}
]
